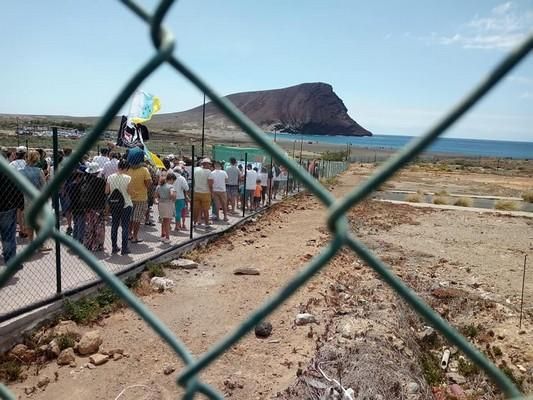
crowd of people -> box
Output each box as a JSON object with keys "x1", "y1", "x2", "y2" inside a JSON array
[{"x1": 0, "y1": 144, "x2": 295, "y2": 271}]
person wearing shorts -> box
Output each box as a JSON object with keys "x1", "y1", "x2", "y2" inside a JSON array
[
  {"x1": 193, "y1": 158, "x2": 214, "y2": 227},
  {"x1": 126, "y1": 147, "x2": 151, "y2": 243},
  {"x1": 225, "y1": 157, "x2": 240, "y2": 213},
  {"x1": 173, "y1": 167, "x2": 189, "y2": 230},
  {"x1": 210, "y1": 161, "x2": 228, "y2": 221}
]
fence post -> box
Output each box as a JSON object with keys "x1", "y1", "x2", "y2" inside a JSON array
[
  {"x1": 52, "y1": 127, "x2": 62, "y2": 294},
  {"x1": 189, "y1": 145, "x2": 195, "y2": 239},
  {"x1": 242, "y1": 153, "x2": 248, "y2": 217},
  {"x1": 268, "y1": 156, "x2": 273, "y2": 205}
]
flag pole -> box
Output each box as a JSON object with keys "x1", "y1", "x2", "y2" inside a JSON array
[{"x1": 201, "y1": 93, "x2": 206, "y2": 157}]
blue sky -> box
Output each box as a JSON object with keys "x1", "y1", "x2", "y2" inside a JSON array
[{"x1": 1, "y1": 0, "x2": 532, "y2": 141}]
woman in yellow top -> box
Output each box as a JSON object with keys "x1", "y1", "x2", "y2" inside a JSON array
[{"x1": 126, "y1": 147, "x2": 151, "y2": 243}]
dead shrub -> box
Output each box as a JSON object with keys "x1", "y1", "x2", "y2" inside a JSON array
[
  {"x1": 432, "y1": 196, "x2": 448, "y2": 205},
  {"x1": 494, "y1": 200, "x2": 519, "y2": 211},
  {"x1": 406, "y1": 193, "x2": 422, "y2": 203},
  {"x1": 454, "y1": 197, "x2": 473, "y2": 207},
  {"x1": 522, "y1": 191, "x2": 533, "y2": 203}
]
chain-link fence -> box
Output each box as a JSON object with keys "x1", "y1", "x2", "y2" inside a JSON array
[
  {"x1": 0, "y1": 0, "x2": 532, "y2": 398},
  {"x1": 0, "y1": 138, "x2": 348, "y2": 323}
]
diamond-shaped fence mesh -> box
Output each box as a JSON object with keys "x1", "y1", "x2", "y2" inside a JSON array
[{"x1": 0, "y1": 1, "x2": 532, "y2": 398}]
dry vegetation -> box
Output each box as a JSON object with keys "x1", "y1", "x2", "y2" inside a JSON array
[
  {"x1": 432, "y1": 196, "x2": 449, "y2": 205},
  {"x1": 522, "y1": 191, "x2": 533, "y2": 203},
  {"x1": 454, "y1": 197, "x2": 473, "y2": 207},
  {"x1": 494, "y1": 200, "x2": 520, "y2": 211}
]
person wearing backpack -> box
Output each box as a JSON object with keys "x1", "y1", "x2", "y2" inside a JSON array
[
  {"x1": 106, "y1": 160, "x2": 132, "y2": 255},
  {"x1": 83, "y1": 162, "x2": 107, "y2": 252}
]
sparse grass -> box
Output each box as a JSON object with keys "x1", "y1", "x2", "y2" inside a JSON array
[
  {"x1": 147, "y1": 262, "x2": 166, "y2": 278},
  {"x1": 494, "y1": 199, "x2": 520, "y2": 211},
  {"x1": 405, "y1": 193, "x2": 422, "y2": 203},
  {"x1": 499, "y1": 361, "x2": 524, "y2": 391},
  {"x1": 458, "y1": 357, "x2": 480, "y2": 377},
  {"x1": 460, "y1": 324, "x2": 480, "y2": 339},
  {"x1": 56, "y1": 333, "x2": 76, "y2": 350},
  {"x1": 492, "y1": 345, "x2": 503, "y2": 357},
  {"x1": 420, "y1": 353, "x2": 444, "y2": 386},
  {"x1": 64, "y1": 288, "x2": 122, "y2": 324},
  {"x1": 522, "y1": 190, "x2": 533, "y2": 203},
  {"x1": 433, "y1": 196, "x2": 449, "y2": 205},
  {"x1": 454, "y1": 197, "x2": 473, "y2": 207},
  {"x1": 0, "y1": 360, "x2": 22, "y2": 381}
]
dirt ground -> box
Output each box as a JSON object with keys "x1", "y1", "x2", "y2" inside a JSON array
[{"x1": 5, "y1": 163, "x2": 533, "y2": 399}]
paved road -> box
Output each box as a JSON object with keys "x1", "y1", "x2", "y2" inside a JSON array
[{"x1": 0, "y1": 197, "x2": 288, "y2": 319}]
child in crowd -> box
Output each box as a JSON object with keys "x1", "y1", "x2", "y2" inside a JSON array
[
  {"x1": 253, "y1": 179, "x2": 262, "y2": 211},
  {"x1": 155, "y1": 172, "x2": 176, "y2": 244}
]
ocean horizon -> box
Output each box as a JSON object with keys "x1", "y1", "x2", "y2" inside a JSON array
[{"x1": 268, "y1": 133, "x2": 533, "y2": 159}]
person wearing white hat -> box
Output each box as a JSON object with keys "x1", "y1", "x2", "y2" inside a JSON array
[
  {"x1": 9, "y1": 146, "x2": 27, "y2": 170},
  {"x1": 193, "y1": 158, "x2": 214, "y2": 228},
  {"x1": 83, "y1": 162, "x2": 106, "y2": 251}
]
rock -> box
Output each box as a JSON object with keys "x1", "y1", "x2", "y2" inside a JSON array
[
  {"x1": 69, "y1": 362, "x2": 77, "y2": 368},
  {"x1": 255, "y1": 321, "x2": 273, "y2": 338},
  {"x1": 89, "y1": 354, "x2": 109, "y2": 366},
  {"x1": 295, "y1": 313, "x2": 317, "y2": 326},
  {"x1": 406, "y1": 382, "x2": 419, "y2": 394},
  {"x1": 47, "y1": 340, "x2": 61, "y2": 358},
  {"x1": 516, "y1": 364, "x2": 527, "y2": 372},
  {"x1": 57, "y1": 348, "x2": 76, "y2": 366},
  {"x1": 338, "y1": 319, "x2": 356, "y2": 339},
  {"x1": 169, "y1": 258, "x2": 198, "y2": 269},
  {"x1": 150, "y1": 276, "x2": 175, "y2": 291},
  {"x1": 113, "y1": 353, "x2": 123, "y2": 361},
  {"x1": 24, "y1": 386, "x2": 36, "y2": 395},
  {"x1": 37, "y1": 376, "x2": 50, "y2": 388},
  {"x1": 417, "y1": 327, "x2": 437, "y2": 342},
  {"x1": 9, "y1": 344, "x2": 36, "y2": 363},
  {"x1": 86, "y1": 363, "x2": 96, "y2": 369},
  {"x1": 52, "y1": 320, "x2": 81, "y2": 340},
  {"x1": 448, "y1": 383, "x2": 466, "y2": 399},
  {"x1": 233, "y1": 267, "x2": 260, "y2": 275},
  {"x1": 446, "y1": 372, "x2": 467, "y2": 385},
  {"x1": 77, "y1": 330, "x2": 103, "y2": 355},
  {"x1": 163, "y1": 365, "x2": 175, "y2": 375}
]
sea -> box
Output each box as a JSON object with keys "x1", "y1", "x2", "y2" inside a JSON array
[{"x1": 268, "y1": 133, "x2": 532, "y2": 159}]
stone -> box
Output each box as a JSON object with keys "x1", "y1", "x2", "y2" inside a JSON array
[
  {"x1": 150, "y1": 277, "x2": 175, "y2": 291},
  {"x1": 77, "y1": 330, "x2": 103, "y2": 355},
  {"x1": 24, "y1": 387, "x2": 36, "y2": 395},
  {"x1": 417, "y1": 327, "x2": 437, "y2": 342},
  {"x1": 47, "y1": 340, "x2": 61, "y2": 358},
  {"x1": 9, "y1": 344, "x2": 36, "y2": 363},
  {"x1": 163, "y1": 365, "x2": 175, "y2": 375},
  {"x1": 448, "y1": 383, "x2": 465, "y2": 399},
  {"x1": 52, "y1": 320, "x2": 81, "y2": 340},
  {"x1": 89, "y1": 353, "x2": 109, "y2": 366},
  {"x1": 37, "y1": 376, "x2": 50, "y2": 388},
  {"x1": 113, "y1": 353, "x2": 123, "y2": 361},
  {"x1": 295, "y1": 313, "x2": 317, "y2": 326},
  {"x1": 406, "y1": 382, "x2": 419, "y2": 394},
  {"x1": 169, "y1": 258, "x2": 198, "y2": 269},
  {"x1": 69, "y1": 362, "x2": 77, "y2": 368},
  {"x1": 86, "y1": 363, "x2": 96, "y2": 370},
  {"x1": 57, "y1": 348, "x2": 76, "y2": 366},
  {"x1": 233, "y1": 267, "x2": 260, "y2": 276},
  {"x1": 446, "y1": 372, "x2": 467, "y2": 385},
  {"x1": 255, "y1": 321, "x2": 273, "y2": 338}
]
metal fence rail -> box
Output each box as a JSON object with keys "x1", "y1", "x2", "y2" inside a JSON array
[{"x1": 0, "y1": 0, "x2": 532, "y2": 398}]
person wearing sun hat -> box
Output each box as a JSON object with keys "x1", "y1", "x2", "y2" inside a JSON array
[
  {"x1": 126, "y1": 146, "x2": 151, "y2": 243},
  {"x1": 193, "y1": 158, "x2": 214, "y2": 228},
  {"x1": 82, "y1": 162, "x2": 107, "y2": 251}
]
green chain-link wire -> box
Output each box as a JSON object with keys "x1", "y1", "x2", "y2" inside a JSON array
[{"x1": 1, "y1": 1, "x2": 532, "y2": 398}]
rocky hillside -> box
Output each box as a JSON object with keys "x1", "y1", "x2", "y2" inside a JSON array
[{"x1": 156, "y1": 82, "x2": 372, "y2": 136}]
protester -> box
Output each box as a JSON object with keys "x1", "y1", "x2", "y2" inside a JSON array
[
  {"x1": 126, "y1": 147, "x2": 151, "y2": 243},
  {"x1": 83, "y1": 162, "x2": 106, "y2": 252},
  {"x1": 9, "y1": 146, "x2": 27, "y2": 170},
  {"x1": 106, "y1": 159, "x2": 132, "y2": 255},
  {"x1": 253, "y1": 178, "x2": 262, "y2": 211},
  {"x1": 156, "y1": 172, "x2": 176, "y2": 244},
  {"x1": 70, "y1": 169, "x2": 88, "y2": 244},
  {"x1": 225, "y1": 157, "x2": 240, "y2": 214},
  {"x1": 259, "y1": 166, "x2": 269, "y2": 206},
  {"x1": 102, "y1": 152, "x2": 119, "y2": 180},
  {"x1": 92, "y1": 148, "x2": 110, "y2": 169},
  {"x1": 210, "y1": 161, "x2": 229, "y2": 222},
  {"x1": 145, "y1": 161, "x2": 159, "y2": 226},
  {"x1": 20, "y1": 150, "x2": 50, "y2": 251},
  {"x1": 10, "y1": 146, "x2": 27, "y2": 237},
  {"x1": 244, "y1": 164, "x2": 257, "y2": 211},
  {"x1": 193, "y1": 158, "x2": 214, "y2": 227},
  {"x1": 172, "y1": 167, "x2": 189, "y2": 231},
  {"x1": 0, "y1": 157, "x2": 24, "y2": 272}
]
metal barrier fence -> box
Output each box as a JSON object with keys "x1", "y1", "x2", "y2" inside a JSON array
[{"x1": 0, "y1": 0, "x2": 531, "y2": 398}]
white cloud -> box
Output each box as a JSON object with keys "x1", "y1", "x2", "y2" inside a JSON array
[{"x1": 435, "y1": 2, "x2": 533, "y2": 50}]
